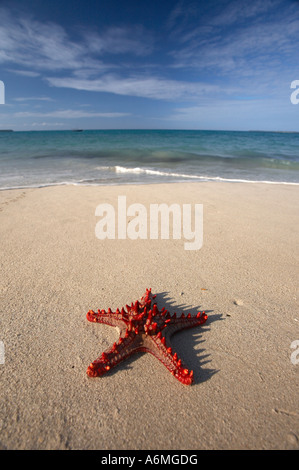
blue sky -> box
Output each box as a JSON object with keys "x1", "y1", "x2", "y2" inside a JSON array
[{"x1": 0, "y1": 0, "x2": 299, "y2": 131}]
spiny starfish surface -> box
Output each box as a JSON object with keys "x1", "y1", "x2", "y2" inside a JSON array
[{"x1": 86, "y1": 288, "x2": 208, "y2": 385}]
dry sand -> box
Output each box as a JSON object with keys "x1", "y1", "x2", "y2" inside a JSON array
[{"x1": 0, "y1": 182, "x2": 298, "y2": 450}]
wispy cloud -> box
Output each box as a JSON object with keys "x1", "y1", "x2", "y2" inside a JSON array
[
  {"x1": 14, "y1": 96, "x2": 54, "y2": 102},
  {"x1": 167, "y1": 0, "x2": 299, "y2": 81},
  {"x1": 13, "y1": 110, "x2": 130, "y2": 119},
  {"x1": 30, "y1": 121, "x2": 64, "y2": 127},
  {"x1": 84, "y1": 26, "x2": 154, "y2": 56},
  {"x1": 0, "y1": 8, "x2": 103, "y2": 72},
  {"x1": 6, "y1": 69, "x2": 41, "y2": 77},
  {"x1": 0, "y1": 7, "x2": 152, "y2": 74},
  {"x1": 46, "y1": 74, "x2": 218, "y2": 101}
]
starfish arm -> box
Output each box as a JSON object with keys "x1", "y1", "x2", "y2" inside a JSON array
[
  {"x1": 87, "y1": 332, "x2": 143, "y2": 377},
  {"x1": 86, "y1": 309, "x2": 125, "y2": 328},
  {"x1": 164, "y1": 312, "x2": 208, "y2": 337},
  {"x1": 142, "y1": 334, "x2": 194, "y2": 385}
]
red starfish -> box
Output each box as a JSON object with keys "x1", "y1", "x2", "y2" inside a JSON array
[{"x1": 86, "y1": 288, "x2": 208, "y2": 385}]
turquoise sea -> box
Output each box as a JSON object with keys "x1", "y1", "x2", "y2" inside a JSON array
[{"x1": 0, "y1": 129, "x2": 299, "y2": 189}]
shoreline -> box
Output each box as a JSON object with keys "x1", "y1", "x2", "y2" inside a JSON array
[
  {"x1": 1, "y1": 175, "x2": 299, "y2": 192},
  {"x1": 0, "y1": 182, "x2": 298, "y2": 449}
]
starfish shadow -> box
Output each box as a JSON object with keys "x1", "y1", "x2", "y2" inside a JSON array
[{"x1": 153, "y1": 291, "x2": 222, "y2": 385}]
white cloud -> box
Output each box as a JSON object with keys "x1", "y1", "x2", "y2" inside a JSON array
[
  {"x1": 169, "y1": 0, "x2": 299, "y2": 80},
  {"x1": 0, "y1": 10, "x2": 105, "y2": 72},
  {"x1": 0, "y1": 7, "x2": 153, "y2": 76},
  {"x1": 31, "y1": 121, "x2": 64, "y2": 127},
  {"x1": 13, "y1": 109, "x2": 130, "y2": 119},
  {"x1": 84, "y1": 26, "x2": 154, "y2": 56},
  {"x1": 46, "y1": 74, "x2": 218, "y2": 101},
  {"x1": 7, "y1": 69, "x2": 40, "y2": 77},
  {"x1": 14, "y1": 97, "x2": 54, "y2": 102}
]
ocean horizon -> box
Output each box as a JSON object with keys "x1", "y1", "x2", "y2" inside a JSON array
[{"x1": 1, "y1": 129, "x2": 299, "y2": 190}]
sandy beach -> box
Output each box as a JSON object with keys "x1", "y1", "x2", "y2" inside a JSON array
[{"x1": 0, "y1": 181, "x2": 298, "y2": 450}]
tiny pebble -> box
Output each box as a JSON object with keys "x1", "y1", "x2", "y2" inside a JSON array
[{"x1": 233, "y1": 299, "x2": 243, "y2": 306}]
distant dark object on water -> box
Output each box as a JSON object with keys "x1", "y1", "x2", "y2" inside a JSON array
[
  {"x1": 0, "y1": 129, "x2": 13, "y2": 132},
  {"x1": 72, "y1": 129, "x2": 83, "y2": 132}
]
